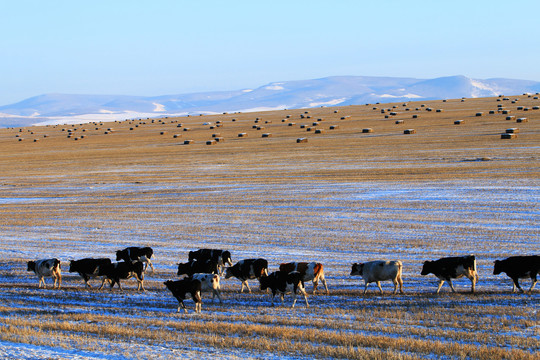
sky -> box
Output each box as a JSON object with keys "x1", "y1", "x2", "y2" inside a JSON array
[{"x1": 1, "y1": 0, "x2": 539, "y2": 106}]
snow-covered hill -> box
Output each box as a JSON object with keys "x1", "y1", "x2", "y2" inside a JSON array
[{"x1": 1, "y1": 75, "x2": 539, "y2": 127}]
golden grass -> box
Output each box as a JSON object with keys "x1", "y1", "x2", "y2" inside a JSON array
[{"x1": 0, "y1": 94, "x2": 539, "y2": 358}]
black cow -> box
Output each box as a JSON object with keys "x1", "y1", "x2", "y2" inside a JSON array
[
  {"x1": 98, "y1": 261, "x2": 145, "y2": 291},
  {"x1": 224, "y1": 258, "x2": 268, "y2": 293},
  {"x1": 493, "y1": 255, "x2": 540, "y2": 293},
  {"x1": 421, "y1": 255, "x2": 478, "y2": 293},
  {"x1": 164, "y1": 279, "x2": 202, "y2": 313},
  {"x1": 69, "y1": 258, "x2": 112, "y2": 288},
  {"x1": 188, "y1": 249, "x2": 232, "y2": 274},
  {"x1": 115, "y1": 247, "x2": 154, "y2": 272},
  {"x1": 177, "y1": 259, "x2": 219, "y2": 277},
  {"x1": 259, "y1": 271, "x2": 309, "y2": 308}
]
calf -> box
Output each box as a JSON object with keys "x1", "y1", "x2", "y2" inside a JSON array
[
  {"x1": 421, "y1": 255, "x2": 478, "y2": 293},
  {"x1": 350, "y1": 260, "x2": 404, "y2": 295},
  {"x1": 164, "y1": 279, "x2": 202, "y2": 313},
  {"x1": 116, "y1": 246, "x2": 154, "y2": 272},
  {"x1": 189, "y1": 248, "x2": 233, "y2": 274},
  {"x1": 177, "y1": 259, "x2": 219, "y2": 277},
  {"x1": 224, "y1": 258, "x2": 268, "y2": 293},
  {"x1": 279, "y1": 262, "x2": 328, "y2": 294},
  {"x1": 493, "y1": 255, "x2": 540, "y2": 293},
  {"x1": 69, "y1": 258, "x2": 112, "y2": 288},
  {"x1": 99, "y1": 261, "x2": 145, "y2": 291},
  {"x1": 27, "y1": 258, "x2": 62, "y2": 289},
  {"x1": 191, "y1": 273, "x2": 222, "y2": 303},
  {"x1": 259, "y1": 271, "x2": 309, "y2": 308}
]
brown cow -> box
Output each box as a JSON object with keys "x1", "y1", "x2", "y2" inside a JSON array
[{"x1": 279, "y1": 262, "x2": 328, "y2": 294}]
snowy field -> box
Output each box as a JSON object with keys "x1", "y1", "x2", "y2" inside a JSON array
[{"x1": 0, "y1": 180, "x2": 539, "y2": 359}]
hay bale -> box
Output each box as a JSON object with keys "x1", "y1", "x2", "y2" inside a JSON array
[
  {"x1": 215, "y1": 137, "x2": 225, "y2": 142},
  {"x1": 264, "y1": 120, "x2": 272, "y2": 124},
  {"x1": 454, "y1": 120, "x2": 464, "y2": 125},
  {"x1": 506, "y1": 116, "x2": 515, "y2": 120},
  {"x1": 306, "y1": 127, "x2": 313, "y2": 132},
  {"x1": 501, "y1": 133, "x2": 517, "y2": 139},
  {"x1": 489, "y1": 110, "x2": 495, "y2": 114},
  {"x1": 475, "y1": 112, "x2": 483, "y2": 116},
  {"x1": 341, "y1": 116, "x2": 350, "y2": 120},
  {"x1": 506, "y1": 128, "x2": 519, "y2": 133},
  {"x1": 183, "y1": 140, "x2": 194, "y2": 144},
  {"x1": 334, "y1": 110, "x2": 339, "y2": 113},
  {"x1": 212, "y1": 133, "x2": 221, "y2": 138},
  {"x1": 256, "y1": 126, "x2": 264, "y2": 130},
  {"x1": 533, "y1": 106, "x2": 540, "y2": 110},
  {"x1": 311, "y1": 122, "x2": 319, "y2": 126},
  {"x1": 296, "y1": 137, "x2": 308, "y2": 143},
  {"x1": 412, "y1": 115, "x2": 418, "y2": 119},
  {"x1": 281, "y1": 119, "x2": 288, "y2": 122},
  {"x1": 173, "y1": 134, "x2": 181, "y2": 138},
  {"x1": 33, "y1": 139, "x2": 39, "y2": 142},
  {"x1": 517, "y1": 118, "x2": 528, "y2": 123},
  {"x1": 395, "y1": 120, "x2": 404, "y2": 124},
  {"x1": 404, "y1": 129, "x2": 416, "y2": 134},
  {"x1": 160, "y1": 131, "x2": 167, "y2": 135},
  {"x1": 517, "y1": 106, "x2": 524, "y2": 110},
  {"x1": 314, "y1": 129, "x2": 324, "y2": 134},
  {"x1": 262, "y1": 133, "x2": 272, "y2": 137},
  {"x1": 288, "y1": 122, "x2": 296, "y2": 126},
  {"x1": 362, "y1": 128, "x2": 373, "y2": 133},
  {"x1": 390, "y1": 112, "x2": 398, "y2": 116},
  {"x1": 18, "y1": 138, "x2": 23, "y2": 141},
  {"x1": 183, "y1": 128, "x2": 191, "y2": 131},
  {"x1": 238, "y1": 133, "x2": 247, "y2": 137},
  {"x1": 436, "y1": 109, "x2": 443, "y2": 112},
  {"x1": 206, "y1": 140, "x2": 217, "y2": 145},
  {"x1": 329, "y1": 125, "x2": 339, "y2": 129}
]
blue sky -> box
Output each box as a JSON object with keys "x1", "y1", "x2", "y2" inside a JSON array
[{"x1": 1, "y1": 0, "x2": 539, "y2": 105}]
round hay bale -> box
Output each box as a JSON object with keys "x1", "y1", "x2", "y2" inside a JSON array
[
  {"x1": 238, "y1": 133, "x2": 247, "y2": 137},
  {"x1": 501, "y1": 133, "x2": 517, "y2": 139},
  {"x1": 390, "y1": 112, "x2": 398, "y2": 116},
  {"x1": 517, "y1": 106, "x2": 524, "y2": 110},
  {"x1": 215, "y1": 137, "x2": 225, "y2": 142},
  {"x1": 516, "y1": 118, "x2": 528, "y2": 123},
  {"x1": 506, "y1": 116, "x2": 515, "y2": 120},
  {"x1": 306, "y1": 127, "x2": 313, "y2": 132},
  {"x1": 454, "y1": 120, "x2": 464, "y2": 125},
  {"x1": 506, "y1": 128, "x2": 519, "y2": 133},
  {"x1": 80, "y1": 135, "x2": 85, "y2": 139},
  {"x1": 256, "y1": 126, "x2": 264, "y2": 130},
  {"x1": 212, "y1": 133, "x2": 221, "y2": 138},
  {"x1": 160, "y1": 131, "x2": 167, "y2": 135},
  {"x1": 296, "y1": 137, "x2": 308, "y2": 143},
  {"x1": 489, "y1": 110, "x2": 495, "y2": 114},
  {"x1": 288, "y1": 122, "x2": 296, "y2": 126},
  {"x1": 314, "y1": 129, "x2": 324, "y2": 134},
  {"x1": 183, "y1": 140, "x2": 194, "y2": 144},
  {"x1": 264, "y1": 120, "x2": 272, "y2": 124},
  {"x1": 311, "y1": 122, "x2": 319, "y2": 126},
  {"x1": 173, "y1": 134, "x2": 181, "y2": 138},
  {"x1": 436, "y1": 109, "x2": 443, "y2": 112},
  {"x1": 404, "y1": 129, "x2": 416, "y2": 134},
  {"x1": 334, "y1": 110, "x2": 339, "y2": 113},
  {"x1": 329, "y1": 125, "x2": 339, "y2": 129},
  {"x1": 18, "y1": 138, "x2": 23, "y2": 141},
  {"x1": 281, "y1": 119, "x2": 288, "y2": 122},
  {"x1": 300, "y1": 124, "x2": 307, "y2": 129},
  {"x1": 262, "y1": 133, "x2": 272, "y2": 137},
  {"x1": 475, "y1": 112, "x2": 483, "y2": 116},
  {"x1": 533, "y1": 106, "x2": 540, "y2": 110},
  {"x1": 183, "y1": 128, "x2": 191, "y2": 131},
  {"x1": 341, "y1": 116, "x2": 350, "y2": 120},
  {"x1": 33, "y1": 139, "x2": 39, "y2": 142},
  {"x1": 412, "y1": 115, "x2": 418, "y2": 119},
  {"x1": 362, "y1": 128, "x2": 373, "y2": 133},
  {"x1": 395, "y1": 120, "x2": 404, "y2": 124}
]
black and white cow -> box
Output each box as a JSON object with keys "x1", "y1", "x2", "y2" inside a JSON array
[
  {"x1": 116, "y1": 247, "x2": 154, "y2": 272},
  {"x1": 98, "y1": 261, "x2": 145, "y2": 291},
  {"x1": 350, "y1": 260, "x2": 404, "y2": 295},
  {"x1": 27, "y1": 258, "x2": 62, "y2": 288},
  {"x1": 421, "y1": 255, "x2": 478, "y2": 293},
  {"x1": 164, "y1": 279, "x2": 202, "y2": 313},
  {"x1": 190, "y1": 273, "x2": 222, "y2": 303},
  {"x1": 177, "y1": 259, "x2": 219, "y2": 277},
  {"x1": 224, "y1": 258, "x2": 268, "y2": 293},
  {"x1": 259, "y1": 271, "x2": 309, "y2": 308},
  {"x1": 69, "y1": 258, "x2": 112, "y2": 288},
  {"x1": 188, "y1": 248, "x2": 232, "y2": 274},
  {"x1": 493, "y1": 255, "x2": 540, "y2": 293}
]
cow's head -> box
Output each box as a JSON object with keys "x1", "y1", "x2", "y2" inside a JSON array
[
  {"x1": 420, "y1": 261, "x2": 433, "y2": 276},
  {"x1": 27, "y1": 261, "x2": 36, "y2": 272},
  {"x1": 493, "y1": 260, "x2": 503, "y2": 275},
  {"x1": 350, "y1": 263, "x2": 364, "y2": 276},
  {"x1": 177, "y1": 262, "x2": 187, "y2": 276},
  {"x1": 224, "y1": 266, "x2": 233, "y2": 279},
  {"x1": 115, "y1": 250, "x2": 126, "y2": 262},
  {"x1": 222, "y1": 251, "x2": 233, "y2": 266}
]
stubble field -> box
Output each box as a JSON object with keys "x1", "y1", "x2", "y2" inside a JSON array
[{"x1": 0, "y1": 95, "x2": 539, "y2": 359}]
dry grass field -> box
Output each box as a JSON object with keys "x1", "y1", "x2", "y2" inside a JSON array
[{"x1": 0, "y1": 94, "x2": 539, "y2": 359}]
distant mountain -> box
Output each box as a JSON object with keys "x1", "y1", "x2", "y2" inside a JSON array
[{"x1": 1, "y1": 75, "x2": 539, "y2": 127}]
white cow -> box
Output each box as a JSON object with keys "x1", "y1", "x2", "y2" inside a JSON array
[
  {"x1": 27, "y1": 258, "x2": 62, "y2": 288},
  {"x1": 350, "y1": 260, "x2": 404, "y2": 295},
  {"x1": 190, "y1": 273, "x2": 222, "y2": 303}
]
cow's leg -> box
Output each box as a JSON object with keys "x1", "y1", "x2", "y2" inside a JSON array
[
  {"x1": 55, "y1": 273, "x2": 62, "y2": 289},
  {"x1": 469, "y1": 274, "x2": 476, "y2": 293},
  {"x1": 98, "y1": 277, "x2": 109, "y2": 290},
  {"x1": 298, "y1": 284, "x2": 309, "y2": 307},
  {"x1": 392, "y1": 278, "x2": 398, "y2": 294},
  {"x1": 436, "y1": 279, "x2": 445, "y2": 293},
  {"x1": 512, "y1": 277, "x2": 524, "y2": 293},
  {"x1": 214, "y1": 288, "x2": 223, "y2": 304},
  {"x1": 280, "y1": 293, "x2": 285, "y2": 307},
  {"x1": 244, "y1": 280, "x2": 252, "y2": 294},
  {"x1": 397, "y1": 274, "x2": 404, "y2": 294},
  {"x1": 529, "y1": 275, "x2": 538, "y2": 293},
  {"x1": 312, "y1": 279, "x2": 318, "y2": 295},
  {"x1": 376, "y1": 281, "x2": 383, "y2": 294},
  {"x1": 83, "y1": 274, "x2": 92, "y2": 288},
  {"x1": 38, "y1": 276, "x2": 45, "y2": 288},
  {"x1": 194, "y1": 291, "x2": 202, "y2": 313},
  {"x1": 138, "y1": 279, "x2": 145, "y2": 292},
  {"x1": 146, "y1": 258, "x2": 155, "y2": 273},
  {"x1": 363, "y1": 281, "x2": 369, "y2": 295},
  {"x1": 447, "y1": 279, "x2": 456, "y2": 293},
  {"x1": 177, "y1": 299, "x2": 187, "y2": 313},
  {"x1": 320, "y1": 274, "x2": 329, "y2": 295}
]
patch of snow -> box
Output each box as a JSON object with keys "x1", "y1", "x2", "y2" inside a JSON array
[
  {"x1": 308, "y1": 98, "x2": 347, "y2": 107},
  {"x1": 265, "y1": 85, "x2": 285, "y2": 91},
  {"x1": 152, "y1": 102, "x2": 166, "y2": 112},
  {"x1": 242, "y1": 89, "x2": 253, "y2": 93},
  {"x1": 379, "y1": 93, "x2": 423, "y2": 99}
]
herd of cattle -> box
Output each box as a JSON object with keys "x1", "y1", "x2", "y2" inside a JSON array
[{"x1": 25, "y1": 248, "x2": 539, "y2": 313}]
